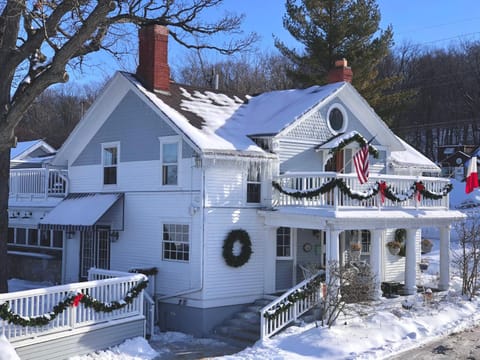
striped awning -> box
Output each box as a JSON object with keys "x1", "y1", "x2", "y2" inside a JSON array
[{"x1": 39, "y1": 193, "x2": 123, "y2": 231}]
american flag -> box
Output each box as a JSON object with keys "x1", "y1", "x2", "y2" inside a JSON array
[{"x1": 353, "y1": 144, "x2": 369, "y2": 184}]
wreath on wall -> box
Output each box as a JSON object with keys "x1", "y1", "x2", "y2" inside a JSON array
[{"x1": 222, "y1": 229, "x2": 253, "y2": 268}]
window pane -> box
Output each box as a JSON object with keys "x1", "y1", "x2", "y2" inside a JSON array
[
  {"x1": 16, "y1": 228, "x2": 26, "y2": 245},
  {"x1": 163, "y1": 143, "x2": 178, "y2": 163},
  {"x1": 276, "y1": 227, "x2": 291, "y2": 257},
  {"x1": 163, "y1": 223, "x2": 189, "y2": 261},
  {"x1": 40, "y1": 230, "x2": 51, "y2": 247},
  {"x1": 53, "y1": 231, "x2": 63, "y2": 248},
  {"x1": 104, "y1": 167, "x2": 117, "y2": 185},
  {"x1": 8, "y1": 228, "x2": 14, "y2": 244},
  {"x1": 247, "y1": 183, "x2": 261, "y2": 203},
  {"x1": 28, "y1": 229, "x2": 38, "y2": 246},
  {"x1": 162, "y1": 165, "x2": 177, "y2": 185},
  {"x1": 103, "y1": 147, "x2": 117, "y2": 166}
]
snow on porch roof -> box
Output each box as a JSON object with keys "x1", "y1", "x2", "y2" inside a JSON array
[{"x1": 39, "y1": 193, "x2": 123, "y2": 231}]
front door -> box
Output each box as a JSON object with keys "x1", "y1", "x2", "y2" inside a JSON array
[
  {"x1": 275, "y1": 227, "x2": 295, "y2": 291},
  {"x1": 80, "y1": 227, "x2": 111, "y2": 280}
]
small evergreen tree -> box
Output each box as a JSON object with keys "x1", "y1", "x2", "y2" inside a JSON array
[{"x1": 276, "y1": 0, "x2": 404, "y2": 122}]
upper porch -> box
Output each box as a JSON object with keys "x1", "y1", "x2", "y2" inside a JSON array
[
  {"x1": 9, "y1": 167, "x2": 68, "y2": 201},
  {"x1": 271, "y1": 172, "x2": 453, "y2": 211}
]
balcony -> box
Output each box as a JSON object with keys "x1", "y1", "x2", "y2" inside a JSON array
[
  {"x1": 272, "y1": 172, "x2": 452, "y2": 210},
  {"x1": 9, "y1": 168, "x2": 68, "y2": 200}
]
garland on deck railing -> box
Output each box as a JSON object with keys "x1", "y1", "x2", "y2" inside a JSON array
[
  {"x1": 327, "y1": 132, "x2": 380, "y2": 159},
  {"x1": 272, "y1": 179, "x2": 453, "y2": 203},
  {"x1": 0, "y1": 279, "x2": 148, "y2": 327},
  {"x1": 263, "y1": 276, "x2": 323, "y2": 320}
]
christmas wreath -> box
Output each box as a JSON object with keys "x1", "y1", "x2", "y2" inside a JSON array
[{"x1": 222, "y1": 229, "x2": 253, "y2": 268}]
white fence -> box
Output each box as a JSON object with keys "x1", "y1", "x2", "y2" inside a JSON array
[
  {"x1": 260, "y1": 272, "x2": 324, "y2": 339},
  {"x1": 9, "y1": 168, "x2": 68, "y2": 198},
  {"x1": 273, "y1": 172, "x2": 451, "y2": 210},
  {"x1": 0, "y1": 272, "x2": 146, "y2": 343}
]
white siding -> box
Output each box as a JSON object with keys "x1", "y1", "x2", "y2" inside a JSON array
[{"x1": 383, "y1": 228, "x2": 421, "y2": 282}]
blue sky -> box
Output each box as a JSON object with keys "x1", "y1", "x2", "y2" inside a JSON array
[{"x1": 74, "y1": 0, "x2": 480, "y2": 84}]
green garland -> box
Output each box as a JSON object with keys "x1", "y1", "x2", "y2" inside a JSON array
[
  {"x1": 263, "y1": 275, "x2": 323, "y2": 320},
  {"x1": 222, "y1": 229, "x2": 253, "y2": 268},
  {"x1": 327, "y1": 132, "x2": 379, "y2": 159},
  {"x1": 272, "y1": 179, "x2": 453, "y2": 203},
  {"x1": 0, "y1": 279, "x2": 148, "y2": 327}
]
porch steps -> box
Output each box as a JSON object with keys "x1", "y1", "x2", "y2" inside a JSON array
[{"x1": 212, "y1": 298, "x2": 272, "y2": 348}]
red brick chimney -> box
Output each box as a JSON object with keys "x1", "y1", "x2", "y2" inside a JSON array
[
  {"x1": 327, "y1": 58, "x2": 353, "y2": 83},
  {"x1": 137, "y1": 24, "x2": 170, "y2": 93}
]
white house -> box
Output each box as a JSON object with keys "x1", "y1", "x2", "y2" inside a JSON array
[{"x1": 7, "y1": 25, "x2": 465, "y2": 338}]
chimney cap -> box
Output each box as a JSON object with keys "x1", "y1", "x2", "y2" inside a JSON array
[{"x1": 334, "y1": 58, "x2": 349, "y2": 68}]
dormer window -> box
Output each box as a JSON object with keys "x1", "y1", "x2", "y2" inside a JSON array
[
  {"x1": 102, "y1": 143, "x2": 119, "y2": 185},
  {"x1": 327, "y1": 104, "x2": 348, "y2": 134}
]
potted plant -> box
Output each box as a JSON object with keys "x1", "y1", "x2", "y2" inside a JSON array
[
  {"x1": 386, "y1": 241, "x2": 401, "y2": 255},
  {"x1": 421, "y1": 238, "x2": 433, "y2": 254},
  {"x1": 350, "y1": 242, "x2": 361, "y2": 260}
]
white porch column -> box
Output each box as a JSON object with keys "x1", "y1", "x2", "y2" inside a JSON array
[
  {"x1": 325, "y1": 229, "x2": 341, "y2": 283},
  {"x1": 438, "y1": 225, "x2": 451, "y2": 291},
  {"x1": 369, "y1": 230, "x2": 383, "y2": 299},
  {"x1": 404, "y1": 228, "x2": 419, "y2": 295}
]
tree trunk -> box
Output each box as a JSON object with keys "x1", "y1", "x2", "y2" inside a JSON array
[{"x1": 0, "y1": 146, "x2": 9, "y2": 293}]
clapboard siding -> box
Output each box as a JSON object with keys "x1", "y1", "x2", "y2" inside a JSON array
[
  {"x1": 205, "y1": 164, "x2": 244, "y2": 207},
  {"x1": 68, "y1": 158, "x2": 200, "y2": 193},
  {"x1": 14, "y1": 317, "x2": 144, "y2": 360},
  {"x1": 110, "y1": 192, "x2": 202, "y2": 296},
  {"x1": 203, "y1": 208, "x2": 265, "y2": 302}
]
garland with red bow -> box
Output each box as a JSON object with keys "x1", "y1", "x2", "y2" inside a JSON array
[
  {"x1": 273, "y1": 179, "x2": 453, "y2": 203},
  {"x1": 0, "y1": 279, "x2": 148, "y2": 327}
]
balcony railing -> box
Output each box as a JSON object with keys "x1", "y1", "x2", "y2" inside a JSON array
[
  {"x1": 272, "y1": 172, "x2": 452, "y2": 210},
  {"x1": 9, "y1": 168, "x2": 68, "y2": 199}
]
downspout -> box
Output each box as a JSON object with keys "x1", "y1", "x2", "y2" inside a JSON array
[{"x1": 156, "y1": 155, "x2": 205, "y2": 301}]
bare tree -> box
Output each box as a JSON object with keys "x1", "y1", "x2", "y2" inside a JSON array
[
  {"x1": 452, "y1": 216, "x2": 480, "y2": 299},
  {"x1": 0, "y1": 0, "x2": 257, "y2": 293}
]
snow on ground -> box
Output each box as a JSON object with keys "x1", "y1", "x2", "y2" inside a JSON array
[{"x1": 2, "y1": 180, "x2": 480, "y2": 359}]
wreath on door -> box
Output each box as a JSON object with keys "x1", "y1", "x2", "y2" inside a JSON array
[{"x1": 222, "y1": 229, "x2": 253, "y2": 268}]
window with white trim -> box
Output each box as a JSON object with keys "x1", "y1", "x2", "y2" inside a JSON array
[
  {"x1": 162, "y1": 224, "x2": 189, "y2": 261},
  {"x1": 102, "y1": 143, "x2": 119, "y2": 185},
  {"x1": 276, "y1": 227, "x2": 291, "y2": 258},
  {"x1": 161, "y1": 139, "x2": 179, "y2": 186},
  {"x1": 8, "y1": 227, "x2": 63, "y2": 249},
  {"x1": 247, "y1": 163, "x2": 261, "y2": 203}
]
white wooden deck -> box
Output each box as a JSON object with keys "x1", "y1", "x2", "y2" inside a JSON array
[{"x1": 0, "y1": 270, "x2": 147, "y2": 360}]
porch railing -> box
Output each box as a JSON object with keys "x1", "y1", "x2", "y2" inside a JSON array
[
  {"x1": 273, "y1": 172, "x2": 451, "y2": 210},
  {"x1": 0, "y1": 272, "x2": 146, "y2": 343},
  {"x1": 9, "y1": 168, "x2": 68, "y2": 199},
  {"x1": 260, "y1": 272, "x2": 324, "y2": 339}
]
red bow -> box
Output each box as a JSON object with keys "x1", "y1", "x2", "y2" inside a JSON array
[
  {"x1": 415, "y1": 182, "x2": 425, "y2": 201},
  {"x1": 72, "y1": 293, "x2": 84, "y2": 307},
  {"x1": 379, "y1": 181, "x2": 387, "y2": 203}
]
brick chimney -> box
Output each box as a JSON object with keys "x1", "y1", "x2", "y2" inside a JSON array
[
  {"x1": 327, "y1": 58, "x2": 353, "y2": 83},
  {"x1": 137, "y1": 24, "x2": 170, "y2": 93}
]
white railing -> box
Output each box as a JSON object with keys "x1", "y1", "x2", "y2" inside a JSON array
[
  {"x1": 273, "y1": 172, "x2": 451, "y2": 210},
  {"x1": 9, "y1": 168, "x2": 68, "y2": 199},
  {"x1": 0, "y1": 272, "x2": 146, "y2": 343},
  {"x1": 260, "y1": 272, "x2": 324, "y2": 339},
  {"x1": 88, "y1": 268, "x2": 156, "y2": 338}
]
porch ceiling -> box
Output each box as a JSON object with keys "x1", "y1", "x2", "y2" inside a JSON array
[{"x1": 258, "y1": 207, "x2": 466, "y2": 230}]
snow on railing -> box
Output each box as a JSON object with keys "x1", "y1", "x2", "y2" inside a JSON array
[
  {"x1": 0, "y1": 272, "x2": 146, "y2": 343},
  {"x1": 9, "y1": 168, "x2": 68, "y2": 199},
  {"x1": 272, "y1": 172, "x2": 451, "y2": 210},
  {"x1": 260, "y1": 272, "x2": 324, "y2": 339}
]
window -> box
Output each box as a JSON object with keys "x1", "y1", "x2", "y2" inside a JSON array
[
  {"x1": 161, "y1": 141, "x2": 179, "y2": 185},
  {"x1": 327, "y1": 104, "x2": 348, "y2": 134},
  {"x1": 163, "y1": 224, "x2": 189, "y2": 261},
  {"x1": 276, "y1": 227, "x2": 291, "y2": 258},
  {"x1": 103, "y1": 144, "x2": 118, "y2": 185},
  {"x1": 80, "y1": 228, "x2": 110, "y2": 280},
  {"x1": 247, "y1": 164, "x2": 261, "y2": 203},
  {"x1": 7, "y1": 227, "x2": 63, "y2": 249},
  {"x1": 361, "y1": 230, "x2": 371, "y2": 254}
]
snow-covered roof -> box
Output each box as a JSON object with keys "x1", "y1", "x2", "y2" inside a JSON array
[
  {"x1": 10, "y1": 139, "x2": 55, "y2": 161},
  {"x1": 390, "y1": 136, "x2": 440, "y2": 172},
  {"x1": 126, "y1": 73, "x2": 344, "y2": 157}
]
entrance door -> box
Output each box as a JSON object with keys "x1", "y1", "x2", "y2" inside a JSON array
[
  {"x1": 275, "y1": 227, "x2": 295, "y2": 291},
  {"x1": 80, "y1": 227, "x2": 111, "y2": 280}
]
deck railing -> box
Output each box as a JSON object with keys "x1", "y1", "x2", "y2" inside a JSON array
[
  {"x1": 0, "y1": 272, "x2": 146, "y2": 343},
  {"x1": 273, "y1": 172, "x2": 451, "y2": 210},
  {"x1": 9, "y1": 168, "x2": 68, "y2": 199},
  {"x1": 260, "y1": 272, "x2": 324, "y2": 339}
]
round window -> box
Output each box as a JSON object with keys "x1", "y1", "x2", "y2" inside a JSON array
[{"x1": 327, "y1": 105, "x2": 347, "y2": 134}]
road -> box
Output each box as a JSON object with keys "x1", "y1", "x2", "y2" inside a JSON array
[{"x1": 388, "y1": 325, "x2": 480, "y2": 359}]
